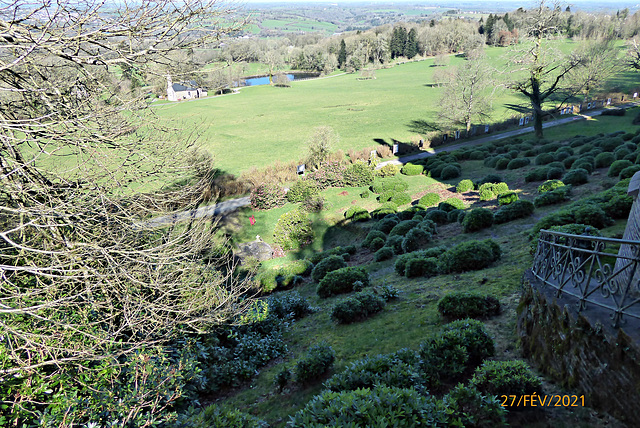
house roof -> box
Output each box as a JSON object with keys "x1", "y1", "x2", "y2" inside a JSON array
[{"x1": 172, "y1": 82, "x2": 197, "y2": 92}]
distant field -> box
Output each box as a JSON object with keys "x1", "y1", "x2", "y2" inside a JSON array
[
  {"x1": 260, "y1": 18, "x2": 338, "y2": 33},
  {"x1": 153, "y1": 42, "x2": 639, "y2": 176}
]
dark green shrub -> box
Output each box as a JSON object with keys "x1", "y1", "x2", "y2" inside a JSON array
[
  {"x1": 401, "y1": 163, "x2": 424, "y2": 175},
  {"x1": 574, "y1": 203, "x2": 612, "y2": 229},
  {"x1": 534, "y1": 186, "x2": 570, "y2": 207},
  {"x1": 418, "y1": 192, "x2": 440, "y2": 207},
  {"x1": 374, "y1": 216, "x2": 399, "y2": 234},
  {"x1": 563, "y1": 168, "x2": 588, "y2": 185},
  {"x1": 495, "y1": 158, "x2": 510, "y2": 170},
  {"x1": 439, "y1": 240, "x2": 501, "y2": 273},
  {"x1": 462, "y1": 208, "x2": 494, "y2": 233},
  {"x1": 554, "y1": 151, "x2": 571, "y2": 161},
  {"x1": 441, "y1": 164, "x2": 462, "y2": 180},
  {"x1": 311, "y1": 255, "x2": 347, "y2": 283},
  {"x1": 457, "y1": 210, "x2": 466, "y2": 223},
  {"x1": 493, "y1": 200, "x2": 534, "y2": 224},
  {"x1": 371, "y1": 203, "x2": 398, "y2": 219},
  {"x1": 448, "y1": 209, "x2": 463, "y2": 223},
  {"x1": 439, "y1": 197, "x2": 465, "y2": 211},
  {"x1": 507, "y1": 158, "x2": 530, "y2": 169},
  {"x1": 405, "y1": 256, "x2": 439, "y2": 278},
  {"x1": 274, "y1": 367, "x2": 292, "y2": 392},
  {"x1": 608, "y1": 160, "x2": 634, "y2": 177},
  {"x1": 401, "y1": 227, "x2": 432, "y2": 253},
  {"x1": 362, "y1": 230, "x2": 387, "y2": 249},
  {"x1": 469, "y1": 360, "x2": 542, "y2": 400},
  {"x1": 425, "y1": 209, "x2": 448, "y2": 225},
  {"x1": 344, "y1": 162, "x2": 375, "y2": 186},
  {"x1": 266, "y1": 292, "x2": 313, "y2": 320},
  {"x1": 497, "y1": 191, "x2": 518, "y2": 205},
  {"x1": 620, "y1": 165, "x2": 640, "y2": 179},
  {"x1": 344, "y1": 206, "x2": 368, "y2": 220},
  {"x1": 525, "y1": 166, "x2": 551, "y2": 182},
  {"x1": 602, "y1": 108, "x2": 625, "y2": 116},
  {"x1": 535, "y1": 153, "x2": 554, "y2": 165},
  {"x1": 317, "y1": 267, "x2": 370, "y2": 298},
  {"x1": 484, "y1": 156, "x2": 501, "y2": 168},
  {"x1": 273, "y1": 208, "x2": 314, "y2": 250},
  {"x1": 369, "y1": 237, "x2": 386, "y2": 251},
  {"x1": 331, "y1": 290, "x2": 386, "y2": 324},
  {"x1": 594, "y1": 152, "x2": 616, "y2": 168},
  {"x1": 545, "y1": 167, "x2": 563, "y2": 179},
  {"x1": 572, "y1": 160, "x2": 593, "y2": 174},
  {"x1": 374, "y1": 246, "x2": 394, "y2": 261},
  {"x1": 456, "y1": 179, "x2": 474, "y2": 193},
  {"x1": 438, "y1": 292, "x2": 501, "y2": 320},
  {"x1": 477, "y1": 174, "x2": 503, "y2": 186},
  {"x1": 598, "y1": 137, "x2": 625, "y2": 151},
  {"x1": 394, "y1": 247, "x2": 447, "y2": 276},
  {"x1": 469, "y1": 150, "x2": 486, "y2": 160},
  {"x1": 287, "y1": 180, "x2": 320, "y2": 203},
  {"x1": 602, "y1": 193, "x2": 633, "y2": 219},
  {"x1": 419, "y1": 219, "x2": 438, "y2": 234},
  {"x1": 563, "y1": 155, "x2": 577, "y2": 168},
  {"x1": 294, "y1": 343, "x2": 335, "y2": 384},
  {"x1": 371, "y1": 177, "x2": 408, "y2": 194},
  {"x1": 250, "y1": 183, "x2": 286, "y2": 210},
  {"x1": 538, "y1": 179, "x2": 564, "y2": 193},
  {"x1": 359, "y1": 189, "x2": 370, "y2": 198},
  {"x1": 389, "y1": 219, "x2": 420, "y2": 237},
  {"x1": 444, "y1": 384, "x2": 507, "y2": 428},
  {"x1": 385, "y1": 235, "x2": 404, "y2": 255},
  {"x1": 307, "y1": 246, "x2": 357, "y2": 265},
  {"x1": 171, "y1": 405, "x2": 269, "y2": 428},
  {"x1": 288, "y1": 386, "x2": 446, "y2": 427}
]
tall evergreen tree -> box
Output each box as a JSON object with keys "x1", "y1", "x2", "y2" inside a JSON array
[
  {"x1": 338, "y1": 39, "x2": 347, "y2": 68},
  {"x1": 404, "y1": 28, "x2": 419, "y2": 59},
  {"x1": 485, "y1": 14, "x2": 496, "y2": 44}
]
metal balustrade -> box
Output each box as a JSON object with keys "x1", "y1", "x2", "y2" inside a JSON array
[{"x1": 531, "y1": 229, "x2": 640, "y2": 328}]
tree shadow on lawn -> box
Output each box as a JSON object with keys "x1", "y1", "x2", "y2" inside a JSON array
[
  {"x1": 406, "y1": 119, "x2": 440, "y2": 135},
  {"x1": 372, "y1": 137, "x2": 416, "y2": 157}
]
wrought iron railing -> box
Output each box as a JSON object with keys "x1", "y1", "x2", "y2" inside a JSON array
[{"x1": 531, "y1": 229, "x2": 640, "y2": 328}]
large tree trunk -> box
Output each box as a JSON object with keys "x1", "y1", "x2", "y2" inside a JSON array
[{"x1": 531, "y1": 78, "x2": 544, "y2": 139}]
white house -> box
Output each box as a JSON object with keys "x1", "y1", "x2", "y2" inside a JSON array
[{"x1": 166, "y1": 75, "x2": 207, "y2": 101}]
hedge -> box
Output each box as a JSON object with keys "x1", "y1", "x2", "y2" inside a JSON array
[
  {"x1": 317, "y1": 267, "x2": 370, "y2": 298},
  {"x1": 438, "y1": 292, "x2": 501, "y2": 320}
]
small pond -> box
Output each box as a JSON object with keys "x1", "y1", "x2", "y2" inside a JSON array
[{"x1": 239, "y1": 72, "x2": 319, "y2": 87}]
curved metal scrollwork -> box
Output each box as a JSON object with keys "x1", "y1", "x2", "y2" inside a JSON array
[{"x1": 531, "y1": 230, "x2": 640, "y2": 328}]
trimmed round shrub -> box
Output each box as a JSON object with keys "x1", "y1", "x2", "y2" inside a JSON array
[
  {"x1": 619, "y1": 165, "x2": 640, "y2": 179},
  {"x1": 401, "y1": 227, "x2": 431, "y2": 253},
  {"x1": 495, "y1": 158, "x2": 509, "y2": 170},
  {"x1": 311, "y1": 255, "x2": 347, "y2": 283},
  {"x1": 444, "y1": 385, "x2": 507, "y2": 428},
  {"x1": 317, "y1": 267, "x2": 370, "y2": 298},
  {"x1": 374, "y1": 216, "x2": 399, "y2": 234},
  {"x1": 378, "y1": 191, "x2": 411, "y2": 206},
  {"x1": 344, "y1": 206, "x2": 368, "y2": 220},
  {"x1": 546, "y1": 167, "x2": 563, "y2": 179},
  {"x1": 507, "y1": 157, "x2": 530, "y2": 169},
  {"x1": 362, "y1": 230, "x2": 387, "y2": 249},
  {"x1": 401, "y1": 163, "x2": 424, "y2": 175},
  {"x1": 563, "y1": 168, "x2": 588, "y2": 185},
  {"x1": 572, "y1": 160, "x2": 593, "y2": 173},
  {"x1": 439, "y1": 197, "x2": 465, "y2": 211},
  {"x1": 469, "y1": 360, "x2": 542, "y2": 399},
  {"x1": 288, "y1": 386, "x2": 446, "y2": 427},
  {"x1": 448, "y1": 209, "x2": 463, "y2": 223},
  {"x1": 574, "y1": 204, "x2": 612, "y2": 229},
  {"x1": 371, "y1": 177, "x2": 408, "y2": 194},
  {"x1": 287, "y1": 180, "x2": 320, "y2": 203},
  {"x1": 494, "y1": 200, "x2": 535, "y2": 224},
  {"x1": 250, "y1": 183, "x2": 286, "y2": 210},
  {"x1": 469, "y1": 150, "x2": 486, "y2": 160},
  {"x1": 389, "y1": 220, "x2": 420, "y2": 237},
  {"x1": 462, "y1": 208, "x2": 494, "y2": 233},
  {"x1": 439, "y1": 240, "x2": 501, "y2": 273},
  {"x1": 456, "y1": 179, "x2": 474, "y2": 193},
  {"x1": 602, "y1": 193, "x2": 633, "y2": 219},
  {"x1": 535, "y1": 153, "x2": 554, "y2": 165},
  {"x1": 419, "y1": 219, "x2": 437, "y2": 235},
  {"x1": 405, "y1": 256, "x2": 439, "y2": 278},
  {"x1": 615, "y1": 148, "x2": 633, "y2": 160},
  {"x1": 385, "y1": 235, "x2": 404, "y2": 255},
  {"x1": 419, "y1": 192, "x2": 440, "y2": 207},
  {"x1": 425, "y1": 209, "x2": 448, "y2": 225},
  {"x1": 294, "y1": 343, "x2": 335, "y2": 384},
  {"x1": 563, "y1": 155, "x2": 577, "y2": 168},
  {"x1": 525, "y1": 167, "x2": 550, "y2": 182},
  {"x1": 369, "y1": 237, "x2": 386, "y2": 252},
  {"x1": 360, "y1": 189, "x2": 371, "y2": 199},
  {"x1": 538, "y1": 179, "x2": 565, "y2": 193},
  {"x1": 608, "y1": 160, "x2": 634, "y2": 177},
  {"x1": 477, "y1": 174, "x2": 503, "y2": 186},
  {"x1": 331, "y1": 290, "x2": 386, "y2": 324},
  {"x1": 173, "y1": 405, "x2": 269, "y2": 428},
  {"x1": 371, "y1": 203, "x2": 398, "y2": 219},
  {"x1": 273, "y1": 208, "x2": 314, "y2": 250},
  {"x1": 378, "y1": 163, "x2": 400, "y2": 177},
  {"x1": 441, "y1": 164, "x2": 462, "y2": 180},
  {"x1": 497, "y1": 191, "x2": 518, "y2": 205},
  {"x1": 374, "y1": 246, "x2": 394, "y2": 261},
  {"x1": 457, "y1": 210, "x2": 466, "y2": 223},
  {"x1": 438, "y1": 292, "x2": 501, "y2": 320},
  {"x1": 534, "y1": 186, "x2": 570, "y2": 208},
  {"x1": 594, "y1": 152, "x2": 616, "y2": 168}
]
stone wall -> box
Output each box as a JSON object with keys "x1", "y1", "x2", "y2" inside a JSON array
[{"x1": 517, "y1": 274, "x2": 640, "y2": 424}]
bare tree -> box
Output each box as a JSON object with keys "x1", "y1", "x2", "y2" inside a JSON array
[
  {"x1": 569, "y1": 39, "x2": 621, "y2": 101},
  {"x1": 306, "y1": 126, "x2": 339, "y2": 170},
  {"x1": 0, "y1": 0, "x2": 253, "y2": 424},
  {"x1": 437, "y1": 50, "x2": 495, "y2": 133},
  {"x1": 625, "y1": 37, "x2": 640, "y2": 71}
]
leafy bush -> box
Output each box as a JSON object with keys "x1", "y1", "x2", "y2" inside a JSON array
[
  {"x1": 288, "y1": 386, "x2": 446, "y2": 427},
  {"x1": 294, "y1": 343, "x2": 335, "y2": 384},
  {"x1": 469, "y1": 360, "x2": 542, "y2": 399},
  {"x1": 369, "y1": 237, "x2": 386, "y2": 251},
  {"x1": 311, "y1": 255, "x2": 347, "y2": 282},
  {"x1": 574, "y1": 203, "x2": 612, "y2": 229},
  {"x1": 273, "y1": 208, "x2": 314, "y2": 250},
  {"x1": 171, "y1": 405, "x2": 269, "y2": 428},
  {"x1": 307, "y1": 161, "x2": 347, "y2": 189},
  {"x1": 250, "y1": 183, "x2": 286, "y2": 210},
  {"x1": 439, "y1": 240, "x2": 501, "y2": 273},
  {"x1": 438, "y1": 292, "x2": 501, "y2": 320},
  {"x1": 307, "y1": 245, "x2": 356, "y2": 264},
  {"x1": 401, "y1": 163, "x2": 424, "y2": 176},
  {"x1": 619, "y1": 165, "x2": 640, "y2": 179},
  {"x1": 602, "y1": 193, "x2": 633, "y2": 219},
  {"x1": 385, "y1": 235, "x2": 404, "y2": 255},
  {"x1": 601, "y1": 108, "x2": 625, "y2": 116},
  {"x1": 418, "y1": 219, "x2": 438, "y2": 235},
  {"x1": 344, "y1": 162, "x2": 375, "y2": 186},
  {"x1": 462, "y1": 208, "x2": 494, "y2": 233},
  {"x1": 425, "y1": 209, "x2": 449, "y2": 225},
  {"x1": 374, "y1": 246, "x2": 394, "y2": 261},
  {"x1": 378, "y1": 163, "x2": 400, "y2": 177},
  {"x1": 534, "y1": 186, "x2": 570, "y2": 207},
  {"x1": 478, "y1": 182, "x2": 509, "y2": 201},
  {"x1": 287, "y1": 180, "x2": 320, "y2": 203},
  {"x1": 441, "y1": 164, "x2": 462, "y2": 179},
  {"x1": 371, "y1": 177, "x2": 408, "y2": 194},
  {"x1": 378, "y1": 191, "x2": 411, "y2": 206},
  {"x1": 535, "y1": 153, "x2": 554, "y2": 165},
  {"x1": 448, "y1": 209, "x2": 463, "y2": 223},
  {"x1": 331, "y1": 290, "x2": 386, "y2": 324},
  {"x1": 594, "y1": 152, "x2": 616, "y2": 168},
  {"x1": 419, "y1": 192, "x2": 440, "y2": 207},
  {"x1": 456, "y1": 179, "x2": 474, "y2": 193},
  {"x1": 476, "y1": 174, "x2": 503, "y2": 186},
  {"x1": 538, "y1": 179, "x2": 564, "y2": 193},
  {"x1": 374, "y1": 216, "x2": 399, "y2": 234},
  {"x1": 394, "y1": 247, "x2": 447, "y2": 276},
  {"x1": 389, "y1": 219, "x2": 420, "y2": 237},
  {"x1": 439, "y1": 197, "x2": 465, "y2": 211},
  {"x1": 525, "y1": 167, "x2": 550, "y2": 182},
  {"x1": 495, "y1": 158, "x2": 510, "y2": 170},
  {"x1": 497, "y1": 191, "x2": 518, "y2": 205},
  {"x1": 562, "y1": 168, "x2": 588, "y2": 185},
  {"x1": 507, "y1": 157, "x2": 530, "y2": 169},
  {"x1": 493, "y1": 200, "x2": 535, "y2": 224},
  {"x1": 405, "y1": 257, "x2": 439, "y2": 278},
  {"x1": 266, "y1": 292, "x2": 313, "y2": 321},
  {"x1": 371, "y1": 202, "x2": 398, "y2": 218},
  {"x1": 443, "y1": 384, "x2": 507, "y2": 428},
  {"x1": 344, "y1": 206, "x2": 368, "y2": 221},
  {"x1": 317, "y1": 267, "x2": 370, "y2": 298},
  {"x1": 401, "y1": 227, "x2": 432, "y2": 253},
  {"x1": 359, "y1": 189, "x2": 370, "y2": 198},
  {"x1": 608, "y1": 159, "x2": 634, "y2": 177}
]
